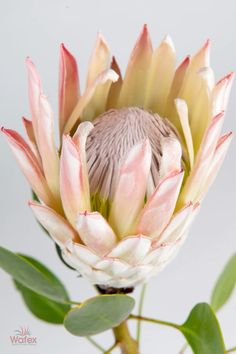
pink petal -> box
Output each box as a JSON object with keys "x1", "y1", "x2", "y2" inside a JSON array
[
  {"x1": 37, "y1": 94, "x2": 60, "y2": 199},
  {"x1": 199, "y1": 132, "x2": 233, "y2": 200},
  {"x1": 26, "y1": 57, "x2": 42, "y2": 143},
  {"x1": 59, "y1": 43, "x2": 80, "y2": 136},
  {"x1": 22, "y1": 117, "x2": 41, "y2": 163},
  {"x1": 109, "y1": 140, "x2": 152, "y2": 237},
  {"x1": 63, "y1": 69, "x2": 118, "y2": 133},
  {"x1": 159, "y1": 137, "x2": 182, "y2": 178},
  {"x1": 29, "y1": 201, "x2": 78, "y2": 247},
  {"x1": 212, "y1": 72, "x2": 234, "y2": 115},
  {"x1": 117, "y1": 24, "x2": 153, "y2": 107},
  {"x1": 2, "y1": 128, "x2": 54, "y2": 208},
  {"x1": 137, "y1": 170, "x2": 184, "y2": 238},
  {"x1": 76, "y1": 212, "x2": 118, "y2": 256},
  {"x1": 60, "y1": 135, "x2": 91, "y2": 226},
  {"x1": 179, "y1": 112, "x2": 225, "y2": 205},
  {"x1": 157, "y1": 203, "x2": 194, "y2": 244}
]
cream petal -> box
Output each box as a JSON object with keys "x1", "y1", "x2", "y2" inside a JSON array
[
  {"x1": 137, "y1": 170, "x2": 184, "y2": 238},
  {"x1": 106, "y1": 56, "x2": 123, "y2": 109},
  {"x1": 59, "y1": 43, "x2": 80, "y2": 136},
  {"x1": 62, "y1": 248, "x2": 93, "y2": 275},
  {"x1": 37, "y1": 94, "x2": 60, "y2": 199},
  {"x1": 189, "y1": 70, "x2": 212, "y2": 153},
  {"x1": 60, "y1": 135, "x2": 91, "y2": 226},
  {"x1": 86, "y1": 32, "x2": 110, "y2": 87},
  {"x1": 76, "y1": 212, "x2": 118, "y2": 256},
  {"x1": 29, "y1": 201, "x2": 78, "y2": 247},
  {"x1": 2, "y1": 128, "x2": 55, "y2": 208},
  {"x1": 109, "y1": 140, "x2": 152, "y2": 237},
  {"x1": 165, "y1": 56, "x2": 190, "y2": 132},
  {"x1": 175, "y1": 99, "x2": 194, "y2": 169},
  {"x1": 95, "y1": 259, "x2": 130, "y2": 276},
  {"x1": 107, "y1": 235, "x2": 151, "y2": 265},
  {"x1": 64, "y1": 69, "x2": 118, "y2": 133},
  {"x1": 117, "y1": 25, "x2": 153, "y2": 107},
  {"x1": 145, "y1": 35, "x2": 176, "y2": 116}
]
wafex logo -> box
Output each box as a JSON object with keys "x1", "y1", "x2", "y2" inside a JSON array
[{"x1": 10, "y1": 326, "x2": 37, "y2": 345}]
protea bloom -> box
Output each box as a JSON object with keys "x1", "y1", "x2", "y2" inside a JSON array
[{"x1": 2, "y1": 25, "x2": 233, "y2": 289}]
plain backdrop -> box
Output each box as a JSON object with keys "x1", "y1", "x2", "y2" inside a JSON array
[{"x1": 0, "y1": 0, "x2": 235, "y2": 353}]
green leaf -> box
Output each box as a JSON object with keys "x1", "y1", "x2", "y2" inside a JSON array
[
  {"x1": 211, "y1": 254, "x2": 236, "y2": 312},
  {"x1": 0, "y1": 246, "x2": 70, "y2": 304},
  {"x1": 14, "y1": 255, "x2": 70, "y2": 324},
  {"x1": 64, "y1": 295, "x2": 135, "y2": 336},
  {"x1": 180, "y1": 303, "x2": 225, "y2": 354}
]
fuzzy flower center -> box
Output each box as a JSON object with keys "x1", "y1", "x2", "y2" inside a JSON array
[{"x1": 86, "y1": 107, "x2": 179, "y2": 201}]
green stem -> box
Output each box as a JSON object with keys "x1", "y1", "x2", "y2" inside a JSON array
[
  {"x1": 179, "y1": 342, "x2": 188, "y2": 353},
  {"x1": 86, "y1": 336, "x2": 106, "y2": 352},
  {"x1": 113, "y1": 321, "x2": 139, "y2": 354},
  {"x1": 136, "y1": 284, "x2": 147, "y2": 345},
  {"x1": 129, "y1": 314, "x2": 180, "y2": 330},
  {"x1": 104, "y1": 341, "x2": 119, "y2": 353},
  {"x1": 226, "y1": 347, "x2": 236, "y2": 353}
]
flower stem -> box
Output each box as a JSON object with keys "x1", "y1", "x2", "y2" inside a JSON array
[
  {"x1": 86, "y1": 336, "x2": 105, "y2": 352},
  {"x1": 129, "y1": 314, "x2": 180, "y2": 330},
  {"x1": 113, "y1": 321, "x2": 139, "y2": 354},
  {"x1": 226, "y1": 347, "x2": 236, "y2": 353},
  {"x1": 136, "y1": 284, "x2": 147, "y2": 345}
]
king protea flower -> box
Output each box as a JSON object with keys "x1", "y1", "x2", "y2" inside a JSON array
[{"x1": 2, "y1": 25, "x2": 233, "y2": 289}]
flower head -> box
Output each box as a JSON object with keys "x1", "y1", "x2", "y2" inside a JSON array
[{"x1": 2, "y1": 25, "x2": 233, "y2": 288}]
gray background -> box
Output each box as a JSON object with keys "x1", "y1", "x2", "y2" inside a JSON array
[{"x1": 0, "y1": 0, "x2": 235, "y2": 353}]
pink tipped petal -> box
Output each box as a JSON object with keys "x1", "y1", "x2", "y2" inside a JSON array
[
  {"x1": 106, "y1": 56, "x2": 123, "y2": 109},
  {"x1": 137, "y1": 170, "x2": 184, "y2": 238},
  {"x1": 76, "y1": 212, "x2": 118, "y2": 256},
  {"x1": 118, "y1": 25, "x2": 153, "y2": 107},
  {"x1": 165, "y1": 56, "x2": 190, "y2": 131},
  {"x1": 157, "y1": 203, "x2": 194, "y2": 244},
  {"x1": 107, "y1": 235, "x2": 151, "y2": 265},
  {"x1": 22, "y1": 117, "x2": 41, "y2": 163},
  {"x1": 190, "y1": 39, "x2": 210, "y2": 71},
  {"x1": 26, "y1": 57, "x2": 42, "y2": 143},
  {"x1": 145, "y1": 34, "x2": 176, "y2": 115},
  {"x1": 179, "y1": 112, "x2": 225, "y2": 205},
  {"x1": 29, "y1": 201, "x2": 78, "y2": 247},
  {"x1": 86, "y1": 32, "x2": 111, "y2": 87},
  {"x1": 109, "y1": 140, "x2": 152, "y2": 237},
  {"x1": 175, "y1": 99, "x2": 194, "y2": 169},
  {"x1": 37, "y1": 94, "x2": 60, "y2": 198},
  {"x1": 212, "y1": 72, "x2": 234, "y2": 115},
  {"x1": 159, "y1": 137, "x2": 183, "y2": 178},
  {"x1": 2, "y1": 128, "x2": 54, "y2": 207},
  {"x1": 64, "y1": 69, "x2": 118, "y2": 133},
  {"x1": 60, "y1": 135, "x2": 91, "y2": 226},
  {"x1": 199, "y1": 132, "x2": 233, "y2": 199},
  {"x1": 59, "y1": 43, "x2": 80, "y2": 135}
]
